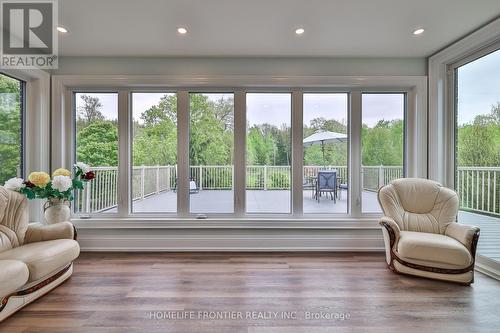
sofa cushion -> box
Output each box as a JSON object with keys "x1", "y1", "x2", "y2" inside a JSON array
[
  {"x1": 0, "y1": 239, "x2": 80, "y2": 282},
  {"x1": 397, "y1": 231, "x2": 472, "y2": 269},
  {"x1": 0, "y1": 260, "x2": 29, "y2": 297}
]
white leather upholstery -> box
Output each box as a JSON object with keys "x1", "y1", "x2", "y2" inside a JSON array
[
  {"x1": 0, "y1": 188, "x2": 29, "y2": 252},
  {"x1": 397, "y1": 231, "x2": 472, "y2": 269},
  {"x1": 0, "y1": 185, "x2": 80, "y2": 320},
  {"x1": 0, "y1": 239, "x2": 80, "y2": 282},
  {"x1": 378, "y1": 178, "x2": 458, "y2": 234},
  {"x1": 25, "y1": 222, "x2": 75, "y2": 243},
  {"x1": 378, "y1": 178, "x2": 479, "y2": 284},
  {"x1": 0, "y1": 260, "x2": 29, "y2": 296}
]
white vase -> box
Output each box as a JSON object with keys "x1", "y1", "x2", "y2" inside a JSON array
[{"x1": 44, "y1": 198, "x2": 71, "y2": 224}]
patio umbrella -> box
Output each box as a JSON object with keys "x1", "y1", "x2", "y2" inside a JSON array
[{"x1": 303, "y1": 131, "x2": 348, "y2": 165}]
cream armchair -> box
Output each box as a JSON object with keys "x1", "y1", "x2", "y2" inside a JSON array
[
  {"x1": 0, "y1": 187, "x2": 80, "y2": 321},
  {"x1": 378, "y1": 178, "x2": 480, "y2": 285}
]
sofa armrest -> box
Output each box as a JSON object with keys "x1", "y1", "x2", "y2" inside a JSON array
[
  {"x1": 25, "y1": 222, "x2": 75, "y2": 243},
  {"x1": 445, "y1": 222, "x2": 480, "y2": 255}
]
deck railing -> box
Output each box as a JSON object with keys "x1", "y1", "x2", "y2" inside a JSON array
[
  {"x1": 457, "y1": 167, "x2": 500, "y2": 216},
  {"x1": 76, "y1": 165, "x2": 500, "y2": 217}
]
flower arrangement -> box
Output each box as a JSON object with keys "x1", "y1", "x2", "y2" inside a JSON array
[{"x1": 3, "y1": 162, "x2": 95, "y2": 201}]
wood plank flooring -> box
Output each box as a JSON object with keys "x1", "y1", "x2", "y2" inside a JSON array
[{"x1": 1, "y1": 252, "x2": 500, "y2": 333}]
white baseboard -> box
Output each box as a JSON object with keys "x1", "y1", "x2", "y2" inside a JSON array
[
  {"x1": 77, "y1": 228, "x2": 386, "y2": 252},
  {"x1": 475, "y1": 255, "x2": 500, "y2": 281}
]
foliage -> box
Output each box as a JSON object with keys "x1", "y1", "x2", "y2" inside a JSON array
[
  {"x1": 0, "y1": 74, "x2": 22, "y2": 185},
  {"x1": 76, "y1": 121, "x2": 118, "y2": 166},
  {"x1": 362, "y1": 119, "x2": 404, "y2": 166},
  {"x1": 457, "y1": 103, "x2": 500, "y2": 167}
]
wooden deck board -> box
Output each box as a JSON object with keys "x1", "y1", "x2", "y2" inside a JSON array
[{"x1": 2, "y1": 252, "x2": 500, "y2": 332}]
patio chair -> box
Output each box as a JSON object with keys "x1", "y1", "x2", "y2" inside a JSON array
[
  {"x1": 316, "y1": 170, "x2": 337, "y2": 203},
  {"x1": 172, "y1": 178, "x2": 199, "y2": 194},
  {"x1": 303, "y1": 177, "x2": 316, "y2": 198}
]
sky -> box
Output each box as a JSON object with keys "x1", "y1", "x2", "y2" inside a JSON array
[
  {"x1": 76, "y1": 92, "x2": 403, "y2": 128},
  {"x1": 75, "y1": 49, "x2": 500, "y2": 128},
  {"x1": 457, "y1": 48, "x2": 500, "y2": 125}
]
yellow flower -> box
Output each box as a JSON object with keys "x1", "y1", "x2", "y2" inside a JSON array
[
  {"x1": 28, "y1": 172, "x2": 51, "y2": 187},
  {"x1": 53, "y1": 168, "x2": 71, "y2": 177}
]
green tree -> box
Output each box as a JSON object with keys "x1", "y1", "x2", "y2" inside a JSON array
[
  {"x1": 457, "y1": 103, "x2": 500, "y2": 167},
  {"x1": 0, "y1": 74, "x2": 22, "y2": 184},
  {"x1": 76, "y1": 121, "x2": 118, "y2": 166}
]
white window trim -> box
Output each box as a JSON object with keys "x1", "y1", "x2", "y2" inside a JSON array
[
  {"x1": 428, "y1": 18, "x2": 500, "y2": 187},
  {"x1": 51, "y1": 74, "x2": 426, "y2": 229}
]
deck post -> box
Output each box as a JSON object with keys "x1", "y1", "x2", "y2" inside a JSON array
[
  {"x1": 140, "y1": 166, "x2": 145, "y2": 200},
  {"x1": 263, "y1": 165, "x2": 267, "y2": 190},
  {"x1": 156, "y1": 165, "x2": 160, "y2": 194},
  {"x1": 378, "y1": 165, "x2": 384, "y2": 188},
  {"x1": 199, "y1": 165, "x2": 203, "y2": 190}
]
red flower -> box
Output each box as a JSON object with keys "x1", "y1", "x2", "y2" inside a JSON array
[
  {"x1": 82, "y1": 171, "x2": 95, "y2": 180},
  {"x1": 23, "y1": 181, "x2": 36, "y2": 188}
]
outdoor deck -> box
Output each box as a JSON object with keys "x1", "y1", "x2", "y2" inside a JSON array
[
  {"x1": 129, "y1": 189, "x2": 500, "y2": 261},
  {"x1": 131, "y1": 189, "x2": 381, "y2": 213}
]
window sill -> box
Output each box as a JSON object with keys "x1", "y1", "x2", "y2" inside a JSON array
[{"x1": 71, "y1": 216, "x2": 382, "y2": 229}]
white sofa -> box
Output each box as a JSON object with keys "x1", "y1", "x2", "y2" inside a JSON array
[
  {"x1": 0, "y1": 187, "x2": 80, "y2": 321},
  {"x1": 378, "y1": 178, "x2": 480, "y2": 285}
]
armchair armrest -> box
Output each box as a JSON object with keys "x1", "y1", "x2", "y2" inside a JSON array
[
  {"x1": 25, "y1": 222, "x2": 76, "y2": 244},
  {"x1": 379, "y1": 217, "x2": 400, "y2": 245},
  {"x1": 379, "y1": 217, "x2": 401, "y2": 266},
  {"x1": 445, "y1": 222, "x2": 480, "y2": 255}
]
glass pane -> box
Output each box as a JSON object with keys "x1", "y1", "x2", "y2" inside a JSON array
[
  {"x1": 75, "y1": 93, "x2": 118, "y2": 214},
  {"x1": 456, "y1": 48, "x2": 500, "y2": 263},
  {"x1": 303, "y1": 94, "x2": 348, "y2": 214},
  {"x1": 132, "y1": 93, "x2": 177, "y2": 213},
  {"x1": 361, "y1": 93, "x2": 405, "y2": 213},
  {"x1": 0, "y1": 74, "x2": 23, "y2": 185},
  {"x1": 246, "y1": 93, "x2": 291, "y2": 213},
  {"x1": 189, "y1": 93, "x2": 234, "y2": 213}
]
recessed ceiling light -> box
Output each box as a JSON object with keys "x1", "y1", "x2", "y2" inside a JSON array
[
  {"x1": 295, "y1": 27, "x2": 305, "y2": 35},
  {"x1": 177, "y1": 27, "x2": 188, "y2": 35},
  {"x1": 57, "y1": 26, "x2": 68, "y2": 33},
  {"x1": 413, "y1": 28, "x2": 425, "y2": 35}
]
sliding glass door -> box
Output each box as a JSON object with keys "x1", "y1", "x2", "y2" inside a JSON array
[{"x1": 454, "y1": 47, "x2": 500, "y2": 263}]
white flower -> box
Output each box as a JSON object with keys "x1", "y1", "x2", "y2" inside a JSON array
[
  {"x1": 4, "y1": 177, "x2": 25, "y2": 191},
  {"x1": 75, "y1": 162, "x2": 90, "y2": 174},
  {"x1": 52, "y1": 175, "x2": 72, "y2": 192}
]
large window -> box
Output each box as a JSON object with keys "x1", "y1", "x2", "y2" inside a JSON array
[
  {"x1": 0, "y1": 74, "x2": 24, "y2": 185},
  {"x1": 361, "y1": 93, "x2": 405, "y2": 213},
  {"x1": 189, "y1": 93, "x2": 234, "y2": 213},
  {"x1": 132, "y1": 93, "x2": 177, "y2": 213},
  {"x1": 455, "y1": 47, "x2": 500, "y2": 262},
  {"x1": 68, "y1": 84, "x2": 414, "y2": 219},
  {"x1": 74, "y1": 93, "x2": 118, "y2": 214},
  {"x1": 303, "y1": 93, "x2": 348, "y2": 214},
  {"x1": 246, "y1": 93, "x2": 291, "y2": 213}
]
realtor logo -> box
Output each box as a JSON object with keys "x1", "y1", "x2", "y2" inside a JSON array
[{"x1": 0, "y1": 0, "x2": 58, "y2": 69}]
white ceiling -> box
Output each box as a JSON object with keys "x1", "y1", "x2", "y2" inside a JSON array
[{"x1": 58, "y1": 0, "x2": 500, "y2": 57}]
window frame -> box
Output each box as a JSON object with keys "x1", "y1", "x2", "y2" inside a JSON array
[
  {"x1": 53, "y1": 74, "x2": 426, "y2": 227},
  {"x1": 448, "y1": 40, "x2": 500, "y2": 191},
  {"x1": 360, "y1": 91, "x2": 408, "y2": 214}
]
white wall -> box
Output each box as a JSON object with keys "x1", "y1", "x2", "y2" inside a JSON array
[{"x1": 53, "y1": 56, "x2": 426, "y2": 76}]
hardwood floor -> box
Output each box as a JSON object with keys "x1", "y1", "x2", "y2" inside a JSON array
[{"x1": 2, "y1": 252, "x2": 500, "y2": 333}]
